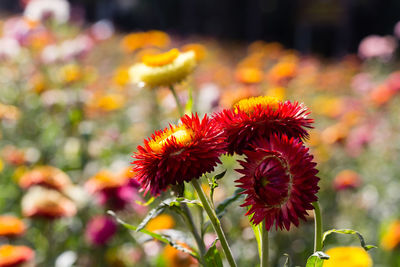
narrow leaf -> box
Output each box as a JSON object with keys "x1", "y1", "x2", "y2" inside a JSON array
[
  {"x1": 204, "y1": 239, "x2": 223, "y2": 267},
  {"x1": 215, "y1": 188, "x2": 245, "y2": 218},
  {"x1": 322, "y1": 229, "x2": 377, "y2": 251},
  {"x1": 208, "y1": 170, "x2": 227, "y2": 204},
  {"x1": 108, "y1": 211, "x2": 198, "y2": 258}
]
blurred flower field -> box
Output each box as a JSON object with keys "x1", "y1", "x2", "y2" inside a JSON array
[{"x1": 2, "y1": 1, "x2": 400, "y2": 267}]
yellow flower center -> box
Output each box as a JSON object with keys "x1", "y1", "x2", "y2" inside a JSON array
[
  {"x1": 234, "y1": 96, "x2": 280, "y2": 114},
  {"x1": 142, "y1": 48, "x2": 180, "y2": 67},
  {"x1": 0, "y1": 245, "x2": 14, "y2": 257},
  {"x1": 148, "y1": 125, "x2": 194, "y2": 152}
]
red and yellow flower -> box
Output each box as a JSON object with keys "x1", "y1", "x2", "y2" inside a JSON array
[
  {"x1": 22, "y1": 186, "x2": 77, "y2": 218},
  {"x1": 132, "y1": 113, "x2": 226, "y2": 195},
  {"x1": 215, "y1": 96, "x2": 313, "y2": 155},
  {"x1": 18, "y1": 166, "x2": 71, "y2": 191},
  {"x1": 236, "y1": 135, "x2": 319, "y2": 230},
  {"x1": 0, "y1": 245, "x2": 34, "y2": 267}
]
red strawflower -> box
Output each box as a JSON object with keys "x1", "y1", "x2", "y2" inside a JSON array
[
  {"x1": 236, "y1": 134, "x2": 319, "y2": 231},
  {"x1": 214, "y1": 96, "x2": 313, "y2": 155},
  {"x1": 132, "y1": 113, "x2": 226, "y2": 195}
]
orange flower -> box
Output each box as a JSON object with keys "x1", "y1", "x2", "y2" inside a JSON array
[
  {"x1": 0, "y1": 216, "x2": 25, "y2": 237},
  {"x1": 22, "y1": 186, "x2": 77, "y2": 218},
  {"x1": 0, "y1": 104, "x2": 20, "y2": 121},
  {"x1": 369, "y1": 83, "x2": 395, "y2": 106},
  {"x1": 182, "y1": 43, "x2": 206, "y2": 61},
  {"x1": 19, "y1": 166, "x2": 71, "y2": 191},
  {"x1": 120, "y1": 31, "x2": 170, "y2": 53},
  {"x1": 0, "y1": 245, "x2": 34, "y2": 267},
  {"x1": 163, "y1": 243, "x2": 198, "y2": 267},
  {"x1": 146, "y1": 214, "x2": 175, "y2": 232},
  {"x1": 112, "y1": 67, "x2": 131, "y2": 88},
  {"x1": 1, "y1": 146, "x2": 26, "y2": 166},
  {"x1": 267, "y1": 61, "x2": 297, "y2": 86},
  {"x1": 381, "y1": 220, "x2": 400, "y2": 250},
  {"x1": 235, "y1": 67, "x2": 263, "y2": 84},
  {"x1": 333, "y1": 170, "x2": 362, "y2": 191}
]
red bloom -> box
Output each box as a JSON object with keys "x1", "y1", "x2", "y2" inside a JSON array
[
  {"x1": 0, "y1": 245, "x2": 34, "y2": 267},
  {"x1": 214, "y1": 96, "x2": 313, "y2": 155},
  {"x1": 236, "y1": 134, "x2": 319, "y2": 231},
  {"x1": 132, "y1": 113, "x2": 226, "y2": 195}
]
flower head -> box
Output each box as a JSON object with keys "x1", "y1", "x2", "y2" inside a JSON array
[
  {"x1": 146, "y1": 214, "x2": 175, "y2": 232},
  {"x1": 381, "y1": 220, "x2": 400, "y2": 250},
  {"x1": 323, "y1": 247, "x2": 372, "y2": 267},
  {"x1": 236, "y1": 135, "x2": 319, "y2": 230},
  {"x1": 85, "y1": 168, "x2": 144, "y2": 211},
  {"x1": 215, "y1": 96, "x2": 313, "y2": 155},
  {"x1": 22, "y1": 186, "x2": 77, "y2": 218},
  {"x1": 129, "y1": 49, "x2": 196, "y2": 88},
  {"x1": 163, "y1": 243, "x2": 198, "y2": 267},
  {"x1": 19, "y1": 166, "x2": 71, "y2": 191},
  {"x1": 333, "y1": 170, "x2": 362, "y2": 191},
  {"x1": 85, "y1": 216, "x2": 117, "y2": 246},
  {"x1": 133, "y1": 113, "x2": 226, "y2": 195},
  {"x1": 0, "y1": 216, "x2": 25, "y2": 237},
  {"x1": 0, "y1": 245, "x2": 34, "y2": 267}
]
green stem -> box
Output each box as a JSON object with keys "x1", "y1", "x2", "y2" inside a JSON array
[
  {"x1": 169, "y1": 85, "x2": 184, "y2": 116},
  {"x1": 181, "y1": 203, "x2": 207, "y2": 261},
  {"x1": 191, "y1": 179, "x2": 237, "y2": 267},
  {"x1": 312, "y1": 201, "x2": 323, "y2": 252},
  {"x1": 260, "y1": 221, "x2": 269, "y2": 267}
]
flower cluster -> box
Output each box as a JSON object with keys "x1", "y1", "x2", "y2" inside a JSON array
[{"x1": 132, "y1": 94, "x2": 319, "y2": 231}]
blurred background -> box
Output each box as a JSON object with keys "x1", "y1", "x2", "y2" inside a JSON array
[
  {"x1": 1, "y1": 0, "x2": 400, "y2": 56},
  {"x1": 1, "y1": 0, "x2": 400, "y2": 266}
]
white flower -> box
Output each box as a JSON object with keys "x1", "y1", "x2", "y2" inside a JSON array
[{"x1": 24, "y1": 0, "x2": 70, "y2": 24}]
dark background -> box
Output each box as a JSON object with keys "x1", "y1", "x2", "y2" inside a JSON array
[{"x1": 1, "y1": 0, "x2": 400, "y2": 56}]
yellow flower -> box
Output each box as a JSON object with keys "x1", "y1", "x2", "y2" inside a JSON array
[
  {"x1": 266, "y1": 87, "x2": 286, "y2": 101},
  {"x1": 96, "y1": 93, "x2": 125, "y2": 111},
  {"x1": 234, "y1": 96, "x2": 280, "y2": 114},
  {"x1": 129, "y1": 49, "x2": 196, "y2": 87},
  {"x1": 113, "y1": 67, "x2": 131, "y2": 87},
  {"x1": 381, "y1": 220, "x2": 400, "y2": 250},
  {"x1": 60, "y1": 64, "x2": 81, "y2": 83},
  {"x1": 323, "y1": 247, "x2": 372, "y2": 267},
  {"x1": 146, "y1": 214, "x2": 175, "y2": 232},
  {"x1": 0, "y1": 103, "x2": 20, "y2": 121}
]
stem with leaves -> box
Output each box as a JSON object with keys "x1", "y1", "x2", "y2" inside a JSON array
[
  {"x1": 191, "y1": 179, "x2": 237, "y2": 267},
  {"x1": 312, "y1": 201, "x2": 323, "y2": 252},
  {"x1": 260, "y1": 220, "x2": 270, "y2": 267}
]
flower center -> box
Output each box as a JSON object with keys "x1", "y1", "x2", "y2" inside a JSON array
[
  {"x1": 234, "y1": 96, "x2": 280, "y2": 114},
  {"x1": 0, "y1": 245, "x2": 14, "y2": 257},
  {"x1": 142, "y1": 48, "x2": 180, "y2": 67},
  {"x1": 149, "y1": 125, "x2": 194, "y2": 152},
  {"x1": 254, "y1": 156, "x2": 291, "y2": 207}
]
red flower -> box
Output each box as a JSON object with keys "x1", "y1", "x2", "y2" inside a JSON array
[
  {"x1": 0, "y1": 245, "x2": 34, "y2": 267},
  {"x1": 214, "y1": 96, "x2": 313, "y2": 155},
  {"x1": 236, "y1": 135, "x2": 319, "y2": 231},
  {"x1": 132, "y1": 113, "x2": 226, "y2": 195}
]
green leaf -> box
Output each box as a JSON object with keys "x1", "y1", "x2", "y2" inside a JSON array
[
  {"x1": 283, "y1": 253, "x2": 290, "y2": 267},
  {"x1": 208, "y1": 170, "x2": 226, "y2": 204},
  {"x1": 322, "y1": 229, "x2": 377, "y2": 251},
  {"x1": 135, "y1": 197, "x2": 155, "y2": 206},
  {"x1": 132, "y1": 197, "x2": 203, "y2": 232},
  {"x1": 251, "y1": 221, "x2": 262, "y2": 258},
  {"x1": 305, "y1": 252, "x2": 330, "y2": 267},
  {"x1": 215, "y1": 188, "x2": 245, "y2": 218},
  {"x1": 108, "y1": 211, "x2": 198, "y2": 259},
  {"x1": 204, "y1": 239, "x2": 223, "y2": 267}
]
